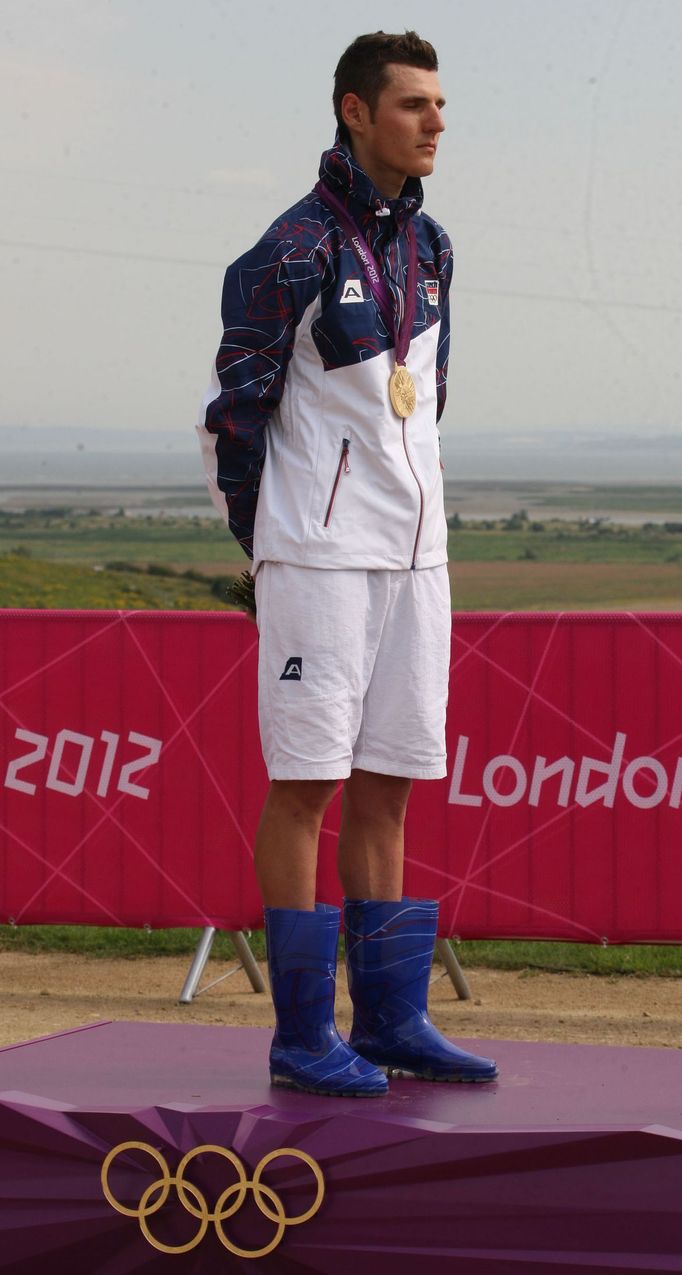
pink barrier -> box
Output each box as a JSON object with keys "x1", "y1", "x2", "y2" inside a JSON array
[{"x1": 1, "y1": 610, "x2": 681, "y2": 943}]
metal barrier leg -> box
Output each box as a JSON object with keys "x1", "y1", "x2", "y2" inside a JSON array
[
  {"x1": 435, "y1": 938, "x2": 472, "y2": 1001},
  {"x1": 179, "y1": 928, "x2": 267, "y2": 1003},
  {"x1": 179, "y1": 926, "x2": 216, "y2": 1004},
  {"x1": 231, "y1": 930, "x2": 267, "y2": 994}
]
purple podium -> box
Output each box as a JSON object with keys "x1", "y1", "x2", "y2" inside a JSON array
[{"x1": 1, "y1": 1021, "x2": 681, "y2": 1273}]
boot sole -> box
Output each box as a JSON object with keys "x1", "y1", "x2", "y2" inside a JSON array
[
  {"x1": 270, "y1": 1073, "x2": 388, "y2": 1098},
  {"x1": 383, "y1": 1064, "x2": 498, "y2": 1084}
]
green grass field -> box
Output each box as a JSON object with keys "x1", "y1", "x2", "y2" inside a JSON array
[
  {"x1": 3, "y1": 506, "x2": 682, "y2": 566},
  {"x1": 448, "y1": 524, "x2": 682, "y2": 564},
  {"x1": 0, "y1": 508, "x2": 244, "y2": 566},
  {"x1": 1, "y1": 506, "x2": 681, "y2": 612},
  {"x1": 1, "y1": 922, "x2": 681, "y2": 976},
  {"x1": 0, "y1": 553, "x2": 233, "y2": 610}
]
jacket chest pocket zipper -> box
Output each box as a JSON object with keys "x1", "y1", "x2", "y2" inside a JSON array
[{"x1": 323, "y1": 438, "x2": 351, "y2": 527}]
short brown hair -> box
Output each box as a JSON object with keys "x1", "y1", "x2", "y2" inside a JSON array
[{"x1": 333, "y1": 31, "x2": 439, "y2": 145}]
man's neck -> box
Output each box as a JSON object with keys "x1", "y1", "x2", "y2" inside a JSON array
[{"x1": 349, "y1": 140, "x2": 405, "y2": 200}]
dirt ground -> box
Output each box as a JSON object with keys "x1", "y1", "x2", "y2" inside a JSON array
[{"x1": 2, "y1": 952, "x2": 680, "y2": 1052}]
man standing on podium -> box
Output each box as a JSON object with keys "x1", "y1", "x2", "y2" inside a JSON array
[{"x1": 198, "y1": 30, "x2": 497, "y2": 1095}]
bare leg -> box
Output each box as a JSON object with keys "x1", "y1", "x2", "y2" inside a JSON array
[
  {"x1": 254, "y1": 778, "x2": 340, "y2": 910},
  {"x1": 337, "y1": 768, "x2": 412, "y2": 901}
]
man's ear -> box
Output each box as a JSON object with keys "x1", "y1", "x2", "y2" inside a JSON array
[{"x1": 341, "y1": 91, "x2": 370, "y2": 139}]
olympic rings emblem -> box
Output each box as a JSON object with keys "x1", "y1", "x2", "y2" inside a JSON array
[{"x1": 101, "y1": 1141, "x2": 325, "y2": 1258}]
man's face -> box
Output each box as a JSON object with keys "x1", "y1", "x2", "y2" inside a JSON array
[{"x1": 348, "y1": 63, "x2": 446, "y2": 187}]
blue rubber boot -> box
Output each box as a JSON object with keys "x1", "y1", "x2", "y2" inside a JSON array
[
  {"x1": 344, "y1": 898, "x2": 498, "y2": 1083},
  {"x1": 265, "y1": 904, "x2": 388, "y2": 1097}
]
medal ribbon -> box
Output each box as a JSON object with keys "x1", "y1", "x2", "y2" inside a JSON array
[{"x1": 314, "y1": 180, "x2": 418, "y2": 367}]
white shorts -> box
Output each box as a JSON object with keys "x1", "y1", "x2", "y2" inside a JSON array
[{"x1": 254, "y1": 562, "x2": 451, "y2": 781}]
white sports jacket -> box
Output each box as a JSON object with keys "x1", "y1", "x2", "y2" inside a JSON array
[{"x1": 197, "y1": 140, "x2": 453, "y2": 573}]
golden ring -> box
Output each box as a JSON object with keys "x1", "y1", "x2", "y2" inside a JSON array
[
  {"x1": 139, "y1": 1177, "x2": 209, "y2": 1255},
  {"x1": 251, "y1": 1147, "x2": 325, "y2": 1225},
  {"x1": 214, "y1": 1180, "x2": 286, "y2": 1259},
  {"x1": 175, "y1": 1144, "x2": 248, "y2": 1219},
  {"x1": 101, "y1": 1141, "x2": 172, "y2": 1218}
]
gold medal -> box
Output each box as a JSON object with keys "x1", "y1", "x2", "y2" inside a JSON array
[{"x1": 389, "y1": 365, "x2": 417, "y2": 418}]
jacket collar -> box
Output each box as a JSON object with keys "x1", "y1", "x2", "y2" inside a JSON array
[{"x1": 318, "y1": 137, "x2": 422, "y2": 232}]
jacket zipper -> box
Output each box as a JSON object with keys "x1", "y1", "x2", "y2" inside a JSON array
[
  {"x1": 323, "y1": 438, "x2": 351, "y2": 527},
  {"x1": 402, "y1": 420, "x2": 424, "y2": 568}
]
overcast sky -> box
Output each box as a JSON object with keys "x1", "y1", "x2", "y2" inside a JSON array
[{"x1": 1, "y1": 0, "x2": 680, "y2": 441}]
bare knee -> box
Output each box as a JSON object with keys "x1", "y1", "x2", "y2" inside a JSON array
[
  {"x1": 343, "y1": 770, "x2": 412, "y2": 828},
  {"x1": 267, "y1": 778, "x2": 339, "y2": 827}
]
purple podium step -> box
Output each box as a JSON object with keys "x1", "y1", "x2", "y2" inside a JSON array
[{"x1": 0, "y1": 1021, "x2": 681, "y2": 1273}]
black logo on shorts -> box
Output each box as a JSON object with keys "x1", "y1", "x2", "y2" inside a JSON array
[{"x1": 280, "y1": 657, "x2": 303, "y2": 681}]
